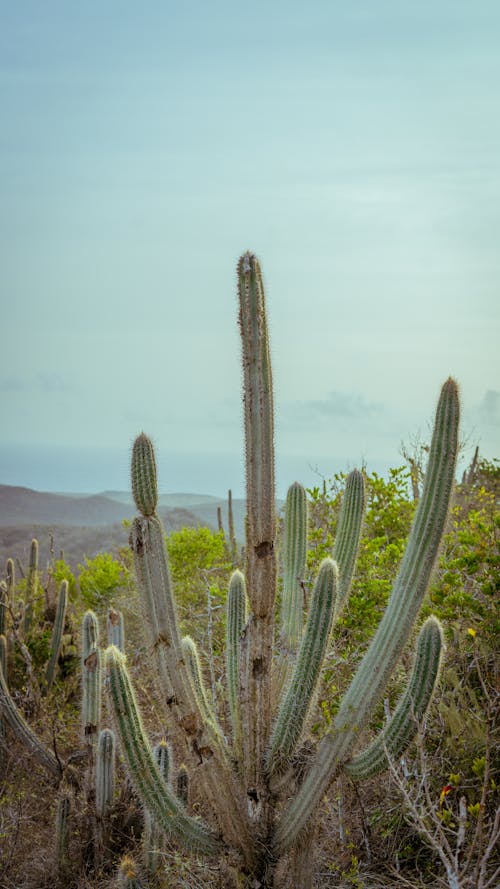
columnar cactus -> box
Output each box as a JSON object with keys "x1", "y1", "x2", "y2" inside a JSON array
[
  {"x1": 143, "y1": 739, "x2": 171, "y2": 874},
  {"x1": 45, "y1": 580, "x2": 68, "y2": 690},
  {"x1": 96, "y1": 728, "x2": 116, "y2": 818},
  {"x1": 82, "y1": 611, "x2": 101, "y2": 742},
  {"x1": 107, "y1": 607, "x2": 125, "y2": 651},
  {"x1": 103, "y1": 253, "x2": 459, "y2": 887},
  {"x1": 23, "y1": 538, "x2": 38, "y2": 633},
  {"x1": 55, "y1": 793, "x2": 71, "y2": 875}
]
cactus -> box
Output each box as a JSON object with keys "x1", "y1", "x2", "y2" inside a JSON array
[
  {"x1": 55, "y1": 793, "x2": 71, "y2": 875},
  {"x1": 23, "y1": 538, "x2": 38, "y2": 634},
  {"x1": 0, "y1": 651, "x2": 61, "y2": 778},
  {"x1": 177, "y1": 763, "x2": 189, "y2": 806},
  {"x1": 344, "y1": 616, "x2": 444, "y2": 780},
  {"x1": 107, "y1": 608, "x2": 125, "y2": 651},
  {"x1": 45, "y1": 580, "x2": 68, "y2": 691},
  {"x1": 82, "y1": 610, "x2": 101, "y2": 741},
  {"x1": 117, "y1": 855, "x2": 144, "y2": 889},
  {"x1": 143, "y1": 739, "x2": 171, "y2": 874},
  {"x1": 96, "y1": 728, "x2": 116, "y2": 818},
  {"x1": 102, "y1": 253, "x2": 459, "y2": 885},
  {"x1": 0, "y1": 634, "x2": 7, "y2": 771},
  {"x1": 226, "y1": 569, "x2": 247, "y2": 761}
]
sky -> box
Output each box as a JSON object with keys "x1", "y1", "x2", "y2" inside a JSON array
[{"x1": 1, "y1": 1, "x2": 499, "y2": 498}]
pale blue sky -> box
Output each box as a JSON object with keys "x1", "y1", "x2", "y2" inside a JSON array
[{"x1": 1, "y1": 1, "x2": 499, "y2": 496}]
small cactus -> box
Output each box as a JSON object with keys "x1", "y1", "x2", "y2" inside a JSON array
[
  {"x1": 96, "y1": 728, "x2": 116, "y2": 818},
  {"x1": 82, "y1": 611, "x2": 101, "y2": 741},
  {"x1": 23, "y1": 539, "x2": 38, "y2": 634},
  {"x1": 55, "y1": 793, "x2": 71, "y2": 875}
]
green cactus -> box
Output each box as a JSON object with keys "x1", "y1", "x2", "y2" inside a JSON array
[
  {"x1": 102, "y1": 253, "x2": 459, "y2": 885},
  {"x1": 45, "y1": 580, "x2": 68, "y2": 691},
  {"x1": 96, "y1": 728, "x2": 116, "y2": 818},
  {"x1": 107, "y1": 607, "x2": 125, "y2": 652},
  {"x1": 266, "y1": 558, "x2": 338, "y2": 777},
  {"x1": 55, "y1": 793, "x2": 71, "y2": 875},
  {"x1": 0, "y1": 651, "x2": 61, "y2": 778},
  {"x1": 143, "y1": 739, "x2": 171, "y2": 874},
  {"x1": 226, "y1": 569, "x2": 247, "y2": 761},
  {"x1": 105, "y1": 645, "x2": 218, "y2": 856},
  {"x1": 23, "y1": 538, "x2": 38, "y2": 634},
  {"x1": 177, "y1": 763, "x2": 189, "y2": 807},
  {"x1": 131, "y1": 432, "x2": 158, "y2": 517},
  {"x1": 82, "y1": 611, "x2": 101, "y2": 741}
]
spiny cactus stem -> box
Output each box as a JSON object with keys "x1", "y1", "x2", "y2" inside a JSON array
[
  {"x1": 105, "y1": 646, "x2": 218, "y2": 857},
  {"x1": 0, "y1": 658, "x2": 61, "y2": 778},
  {"x1": 23, "y1": 538, "x2": 38, "y2": 634},
  {"x1": 107, "y1": 608, "x2": 125, "y2": 652},
  {"x1": 131, "y1": 433, "x2": 158, "y2": 516},
  {"x1": 280, "y1": 482, "x2": 308, "y2": 652},
  {"x1": 226, "y1": 570, "x2": 247, "y2": 760},
  {"x1": 344, "y1": 616, "x2": 444, "y2": 780},
  {"x1": 267, "y1": 559, "x2": 338, "y2": 777},
  {"x1": 332, "y1": 469, "x2": 366, "y2": 613},
  {"x1": 274, "y1": 378, "x2": 459, "y2": 854},
  {"x1": 96, "y1": 728, "x2": 116, "y2": 818}
]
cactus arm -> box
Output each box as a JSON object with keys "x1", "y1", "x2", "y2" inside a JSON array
[
  {"x1": 0, "y1": 658, "x2": 61, "y2": 778},
  {"x1": 96, "y1": 728, "x2": 116, "y2": 817},
  {"x1": 177, "y1": 763, "x2": 189, "y2": 806},
  {"x1": 105, "y1": 645, "x2": 218, "y2": 856},
  {"x1": 225, "y1": 570, "x2": 247, "y2": 760},
  {"x1": 131, "y1": 432, "x2": 158, "y2": 517},
  {"x1": 266, "y1": 559, "x2": 338, "y2": 777},
  {"x1": 274, "y1": 378, "x2": 459, "y2": 854},
  {"x1": 23, "y1": 538, "x2": 38, "y2": 633},
  {"x1": 45, "y1": 580, "x2": 68, "y2": 690},
  {"x1": 344, "y1": 616, "x2": 443, "y2": 780},
  {"x1": 107, "y1": 608, "x2": 125, "y2": 652},
  {"x1": 82, "y1": 611, "x2": 101, "y2": 741},
  {"x1": 237, "y1": 252, "x2": 277, "y2": 792},
  {"x1": 280, "y1": 482, "x2": 308, "y2": 652},
  {"x1": 143, "y1": 740, "x2": 171, "y2": 874},
  {"x1": 55, "y1": 794, "x2": 71, "y2": 875},
  {"x1": 181, "y1": 635, "x2": 223, "y2": 737},
  {"x1": 332, "y1": 469, "x2": 366, "y2": 614}
]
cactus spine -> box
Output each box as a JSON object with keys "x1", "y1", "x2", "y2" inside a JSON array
[
  {"x1": 96, "y1": 728, "x2": 116, "y2": 817},
  {"x1": 107, "y1": 607, "x2": 125, "y2": 651},
  {"x1": 344, "y1": 616, "x2": 444, "y2": 780},
  {"x1": 45, "y1": 580, "x2": 68, "y2": 690}
]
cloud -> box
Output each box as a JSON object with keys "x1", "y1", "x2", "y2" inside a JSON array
[
  {"x1": 474, "y1": 390, "x2": 500, "y2": 427},
  {"x1": 286, "y1": 390, "x2": 384, "y2": 423}
]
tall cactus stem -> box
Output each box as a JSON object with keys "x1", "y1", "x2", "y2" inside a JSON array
[
  {"x1": 177, "y1": 763, "x2": 189, "y2": 806},
  {"x1": 266, "y1": 559, "x2": 338, "y2": 777},
  {"x1": 131, "y1": 432, "x2": 158, "y2": 517},
  {"x1": 332, "y1": 469, "x2": 366, "y2": 614},
  {"x1": 181, "y1": 635, "x2": 221, "y2": 734},
  {"x1": 274, "y1": 378, "x2": 459, "y2": 855},
  {"x1": 82, "y1": 611, "x2": 101, "y2": 741},
  {"x1": 45, "y1": 580, "x2": 68, "y2": 690},
  {"x1": 107, "y1": 608, "x2": 125, "y2": 651},
  {"x1": 55, "y1": 794, "x2": 71, "y2": 875},
  {"x1": 96, "y1": 728, "x2": 116, "y2": 818},
  {"x1": 344, "y1": 616, "x2": 444, "y2": 780},
  {"x1": 0, "y1": 655, "x2": 61, "y2": 777},
  {"x1": 105, "y1": 645, "x2": 219, "y2": 856},
  {"x1": 280, "y1": 482, "x2": 308, "y2": 652},
  {"x1": 143, "y1": 740, "x2": 171, "y2": 874},
  {"x1": 237, "y1": 251, "x2": 277, "y2": 794},
  {"x1": 23, "y1": 538, "x2": 38, "y2": 634},
  {"x1": 226, "y1": 570, "x2": 247, "y2": 761}
]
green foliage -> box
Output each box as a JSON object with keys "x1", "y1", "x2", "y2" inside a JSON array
[
  {"x1": 51, "y1": 559, "x2": 76, "y2": 599},
  {"x1": 78, "y1": 553, "x2": 129, "y2": 611}
]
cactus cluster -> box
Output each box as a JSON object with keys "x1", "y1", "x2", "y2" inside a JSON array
[
  {"x1": 100, "y1": 253, "x2": 459, "y2": 885},
  {"x1": 0, "y1": 253, "x2": 459, "y2": 888}
]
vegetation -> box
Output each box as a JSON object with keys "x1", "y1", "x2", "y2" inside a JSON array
[{"x1": 0, "y1": 254, "x2": 498, "y2": 888}]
